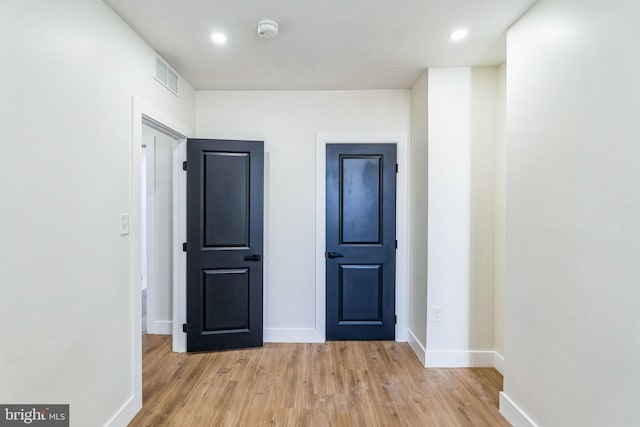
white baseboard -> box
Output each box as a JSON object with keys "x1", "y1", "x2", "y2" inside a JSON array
[
  {"x1": 406, "y1": 328, "x2": 426, "y2": 366},
  {"x1": 425, "y1": 350, "x2": 496, "y2": 368},
  {"x1": 103, "y1": 395, "x2": 140, "y2": 427},
  {"x1": 500, "y1": 392, "x2": 538, "y2": 427},
  {"x1": 264, "y1": 328, "x2": 324, "y2": 343},
  {"x1": 494, "y1": 352, "x2": 505, "y2": 375},
  {"x1": 147, "y1": 320, "x2": 172, "y2": 335}
]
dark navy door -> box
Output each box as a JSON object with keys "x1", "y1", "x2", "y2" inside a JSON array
[
  {"x1": 326, "y1": 143, "x2": 396, "y2": 340},
  {"x1": 186, "y1": 139, "x2": 264, "y2": 352}
]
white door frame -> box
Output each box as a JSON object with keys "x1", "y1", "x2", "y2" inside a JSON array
[
  {"x1": 171, "y1": 139, "x2": 187, "y2": 353},
  {"x1": 315, "y1": 133, "x2": 409, "y2": 342},
  {"x1": 131, "y1": 96, "x2": 191, "y2": 413}
]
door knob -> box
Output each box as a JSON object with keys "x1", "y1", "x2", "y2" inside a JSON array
[
  {"x1": 244, "y1": 254, "x2": 262, "y2": 261},
  {"x1": 326, "y1": 251, "x2": 344, "y2": 258}
]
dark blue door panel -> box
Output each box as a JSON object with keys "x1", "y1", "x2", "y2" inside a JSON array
[
  {"x1": 186, "y1": 139, "x2": 264, "y2": 352},
  {"x1": 326, "y1": 143, "x2": 396, "y2": 340}
]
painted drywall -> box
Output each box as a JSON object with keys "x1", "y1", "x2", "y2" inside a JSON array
[
  {"x1": 469, "y1": 68, "x2": 497, "y2": 350},
  {"x1": 0, "y1": 1, "x2": 195, "y2": 426},
  {"x1": 408, "y1": 70, "x2": 429, "y2": 361},
  {"x1": 502, "y1": 0, "x2": 640, "y2": 425},
  {"x1": 142, "y1": 125, "x2": 174, "y2": 333},
  {"x1": 494, "y1": 62, "x2": 506, "y2": 359},
  {"x1": 196, "y1": 90, "x2": 410, "y2": 336},
  {"x1": 425, "y1": 68, "x2": 497, "y2": 366},
  {"x1": 141, "y1": 143, "x2": 149, "y2": 291}
]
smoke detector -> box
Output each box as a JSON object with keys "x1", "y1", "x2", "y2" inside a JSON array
[{"x1": 257, "y1": 19, "x2": 279, "y2": 39}]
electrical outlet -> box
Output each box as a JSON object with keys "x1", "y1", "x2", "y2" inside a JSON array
[
  {"x1": 433, "y1": 306, "x2": 443, "y2": 322},
  {"x1": 120, "y1": 213, "x2": 130, "y2": 236}
]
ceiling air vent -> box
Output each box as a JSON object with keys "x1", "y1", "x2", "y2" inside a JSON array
[{"x1": 155, "y1": 55, "x2": 179, "y2": 95}]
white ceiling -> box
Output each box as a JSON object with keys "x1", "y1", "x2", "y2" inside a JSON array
[{"x1": 104, "y1": 0, "x2": 536, "y2": 90}]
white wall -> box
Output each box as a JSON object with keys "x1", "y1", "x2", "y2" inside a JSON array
[
  {"x1": 502, "y1": 0, "x2": 640, "y2": 426},
  {"x1": 0, "y1": 1, "x2": 195, "y2": 426},
  {"x1": 408, "y1": 71, "x2": 429, "y2": 363},
  {"x1": 425, "y1": 67, "x2": 497, "y2": 367},
  {"x1": 142, "y1": 125, "x2": 174, "y2": 333},
  {"x1": 141, "y1": 144, "x2": 149, "y2": 291},
  {"x1": 196, "y1": 90, "x2": 410, "y2": 338},
  {"x1": 469, "y1": 68, "x2": 498, "y2": 351},
  {"x1": 494, "y1": 62, "x2": 506, "y2": 359}
]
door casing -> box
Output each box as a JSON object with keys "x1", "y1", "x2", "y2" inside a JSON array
[
  {"x1": 315, "y1": 133, "x2": 409, "y2": 342},
  {"x1": 131, "y1": 96, "x2": 192, "y2": 418}
]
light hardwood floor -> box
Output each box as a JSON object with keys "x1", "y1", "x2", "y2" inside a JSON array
[{"x1": 130, "y1": 335, "x2": 510, "y2": 426}]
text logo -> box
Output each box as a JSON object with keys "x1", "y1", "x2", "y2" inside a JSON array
[{"x1": 0, "y1": 405, "x2": 68, "y2": 427}]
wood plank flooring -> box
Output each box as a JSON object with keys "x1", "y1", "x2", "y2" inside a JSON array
[{"x1": 130, "y1": 335, "x2": 510, "y2": 427}]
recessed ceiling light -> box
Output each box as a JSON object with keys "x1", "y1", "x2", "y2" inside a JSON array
[
  {"x1": 211, "y1": 32, "x2": 227, "y2": 45},
  {"x1": 449, "y1": 29, "x2": 468, "y2": 42}
]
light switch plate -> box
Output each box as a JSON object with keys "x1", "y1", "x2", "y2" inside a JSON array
[{"x1": 120, "y1": 213, "x2": 130, "y2": 236}]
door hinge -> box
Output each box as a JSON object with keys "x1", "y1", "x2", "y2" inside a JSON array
[
  {"x1": 182, "y1": 323, "x2": 188, "y2": 333},
  {"x1": 395, "y1": 239, "x2": 398, "y2": 249},
  {"x1": 395, "y1": 163, "x2": 398, "y2": 173},
  {"x1": 394, "y1": 314, "x2": 397, "y2": 324},
  {"x1": 182, "y1": 161, "x2": 187, "y2": 171},
  {"x1": 182, "y1": 242, "x2": 187, "y2": 252}
]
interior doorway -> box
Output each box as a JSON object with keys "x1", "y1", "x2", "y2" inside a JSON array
[
  {"x1": 315, "y1": 133, "x2": 409, "y2": 343},
  {"x1": 325, "y1": 143, "x2": 397, "y2": 340},
  {"x1": 130, "y1": 95, "x2": 192, "y2": 416},
  {"x1": 141, "y1": 124, "x2": 176, "y2": 336}
]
